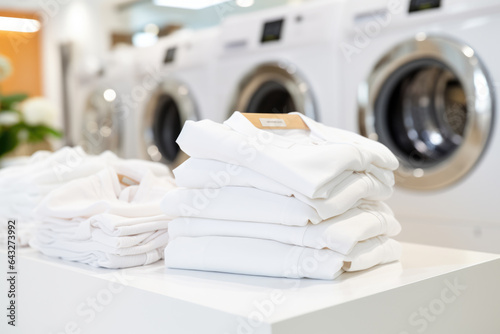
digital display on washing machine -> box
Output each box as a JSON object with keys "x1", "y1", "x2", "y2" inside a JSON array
[
  {"x1": 409, "y1": 0, "x2": 441, "y2": 12},
  {"x1": 261, "y1": 19, "x2": 284, "y2": 43},
  {"x1": 163, "y1": 47, "x2": 176, "y2": 64}
]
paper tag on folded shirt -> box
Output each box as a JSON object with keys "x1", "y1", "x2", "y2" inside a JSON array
[
  {"x1": 117, "y1": 174, "x2": 139, "y2": 187},
  {"x1": 242, "y1": 113, "x2": 310, "y2": 130}
]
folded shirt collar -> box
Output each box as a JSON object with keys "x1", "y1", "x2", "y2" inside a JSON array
[{"x1": 224, "y1": 111, "x2": 327, "y2": 148}]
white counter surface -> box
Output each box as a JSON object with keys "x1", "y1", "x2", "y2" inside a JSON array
[{"x1": 2, "y1": 242, "x2": 500, "y2": 334}]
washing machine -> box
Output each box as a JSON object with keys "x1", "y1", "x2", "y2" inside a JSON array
[
  {"x1": 339, "y1": 0, "x2": 500, "y2": 252},
  {"x1": 75, "y1": 46, "x2": 137, "y2": 157},
  {"x1": 68, "y1": 65, "x2": 100, "y2": 151},
  {"x1": 79, "y1": 81, "x2": 120, "y2": 155},
  {"x1": 212, "y1": 0, "x2": 347, "y2": 124},
  {"x1": 126, "y1": 27, "x2": 219, "y2": 167}
]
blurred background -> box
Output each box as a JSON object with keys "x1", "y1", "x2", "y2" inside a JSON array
[
  {"x1": 1, "y1": 0, "x2": 500, "y2": 253},
  {"x1": 0, "y1": 0, "x2": 292, "y2": 161}
]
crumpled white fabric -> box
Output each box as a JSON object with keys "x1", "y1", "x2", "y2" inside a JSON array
[
  {"x1": 0, "y1": 146, "x2": 173, "y2": 246},
  {"x1": 36, "y1": 166, "x2": 176, "y2": 219}
]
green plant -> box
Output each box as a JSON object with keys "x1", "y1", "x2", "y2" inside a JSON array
[{"x1": 0, "y1": 55, "x2": 62, "y2": 158}]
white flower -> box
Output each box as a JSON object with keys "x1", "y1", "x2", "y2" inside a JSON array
[
  {"x1": 0, "y1": 111, "x2": 20, "y2": 126},
  {"x1": 0, "y1": 55, "x2": 13, "y2": 82},
  {"x1": 20, "y1": 97, "x2": 57, "y2": 127}
]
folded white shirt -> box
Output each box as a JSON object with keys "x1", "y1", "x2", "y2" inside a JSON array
[
  {"x1": 169, "y1": 202, "x2": 401, "y2": 255},
  {"x1": 86, "y1": 214, "x2": 170, "y2": 237},
  {"x1": 30, "y1": 212, "x2": 171, "y2": 268},
  {"x1": 164, "y1": 236, "x2": 401, "y2": 279},
  {"x1": 175, "y1": 157, "x2": 394, "y2": 189},
  {"x1": 31, "y1": 229, "x2": 169, "y2": 256},
  {"x1": 34, "y1": 215, "x2": 170, "y2": 246},
  {"x1": 174, "y1": 158, "x2": 393, "y2": 220},
  {"x1": 161, "y1": 186, "x2": 322, "y2": 226},
  {"x1": 36, "y1": 165, "x2": 176, "y2": 219},
  {"x1": 177, "y1": 112, "x2": 398, "y2": 199},
  {"x1": 29, "y1": 237, "x2": 164, "y2": 268}
]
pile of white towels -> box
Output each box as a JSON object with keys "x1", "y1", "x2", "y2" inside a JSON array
[
  {"x1": 0, "y1": 146, "x2": 176, "y2": 268},
  {"x1": 161, "y1": 112, "x2": 402, "y2": 279}
]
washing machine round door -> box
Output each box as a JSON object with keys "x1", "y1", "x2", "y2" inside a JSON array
[
  {"x1": 231, "y1": 62, "x2": 317, "y2": 119},
  {"x1": 81, "y1": 89, "x2": 122, "y2": 155},
  {"x1": 142, "y1": 80, "x2": 197, "y2": 166},
  {"x1": 359, "y1": 35, "x2": 494, "y2": 190}
]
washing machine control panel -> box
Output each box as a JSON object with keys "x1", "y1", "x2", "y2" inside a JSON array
[
  {"x1": 163, "y1": 47, "x2": 176, "y2": 64},
  {"x1": 409, "y1": 0, "x2": 441, "y2": 13},
  {"x1": 261, "y1": 19, "x2": 284, "y2": 43}
]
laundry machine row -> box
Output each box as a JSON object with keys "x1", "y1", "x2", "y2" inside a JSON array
[
  {"x1": 125, "y1": 0, "x2": 348, "y2": 166},
  {"x1": 339, "y1": 0, "x2": 500, "y2": 253}
]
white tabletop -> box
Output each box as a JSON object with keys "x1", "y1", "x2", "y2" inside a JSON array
[{"x1": 2, "y1": 242, "x2": 500, "y2": 334}]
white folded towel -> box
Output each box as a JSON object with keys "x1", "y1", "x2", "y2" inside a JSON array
[
  {"x1": 168, "y1": 202, "x2": 401, "y2": 255},
  {"x1": 176, "y1": 112, "x2": 398, "y2": 199},
  {"x1": 164, "y1": 236, "x2": 401, "y2": 279}
]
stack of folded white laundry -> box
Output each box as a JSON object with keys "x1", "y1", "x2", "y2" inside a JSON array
[
  {"x1": 30, "y1": 159, "x2": 176, "y2": 268},
  {"x1": 161, "y1": 111, "x2": 402, "y2": 279}
]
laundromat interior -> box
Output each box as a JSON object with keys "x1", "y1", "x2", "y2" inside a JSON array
[{"x1": 1, "y1": 0, "x2": 500, "y2": 333}]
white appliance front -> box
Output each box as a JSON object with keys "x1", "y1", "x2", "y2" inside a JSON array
[{"x1": 213, "y1": 0, "x2": 347, "y2": 124}]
